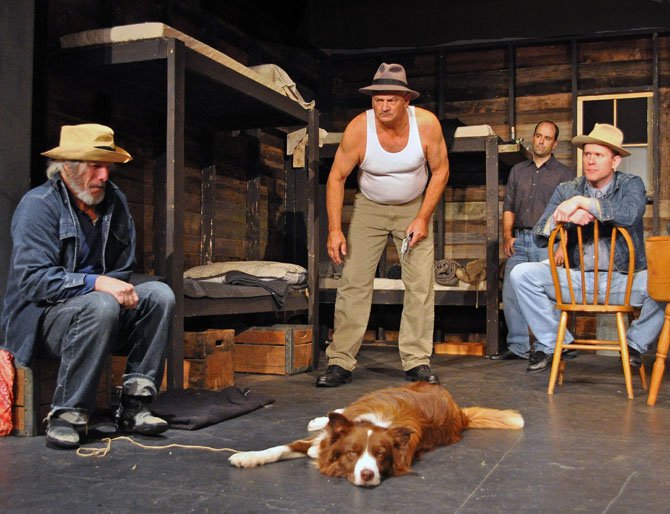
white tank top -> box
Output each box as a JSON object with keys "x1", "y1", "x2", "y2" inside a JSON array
[{"x1": 358, "y1": 106, "x2": 428, "y2": 204}]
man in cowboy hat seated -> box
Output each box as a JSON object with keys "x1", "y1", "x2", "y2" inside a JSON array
[
  {"x1": 508, "y1": 123, "x2": 666, "y2": 373},
  {"x1": 0, "y1": 124, "x2": 175, "y2": 448},
  {"x1": 317, "y1": 63, "x2": 450, "y2": 387}
]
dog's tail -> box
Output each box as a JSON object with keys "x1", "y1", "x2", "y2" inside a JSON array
[{"x1": 462, "y1": 407, "x2": 524, "y2": 430}]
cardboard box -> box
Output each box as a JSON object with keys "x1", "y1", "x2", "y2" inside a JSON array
[
  {"x1": 12, "y1": 357, "x2": 111, "y2": 436},
  {"x1": 234, "y1": 324, "x2": 312, "y2": 375}
]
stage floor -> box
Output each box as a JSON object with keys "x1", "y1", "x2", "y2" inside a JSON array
[{"x1": 2, "y1": 346, "x2": 668, "y2": 513}]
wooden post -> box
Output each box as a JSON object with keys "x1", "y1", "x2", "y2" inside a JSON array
[{"x1": 164, "y1": 38, "x2": 185, "y2": 390}]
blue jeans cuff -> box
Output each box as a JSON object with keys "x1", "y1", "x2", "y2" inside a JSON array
[{"x1": 122, "y1": 374, "x2": 158, "y2": 398}]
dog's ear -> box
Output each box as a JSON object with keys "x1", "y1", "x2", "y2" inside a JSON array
[
  {"x1": 389, "y1": 426, "x2": 415, "y2": 450},
  {"x1": 327, "y1": 411, "x2": 353, "y2": 438},
  {"x1": 388, "y1": 426, "x2": 415, "y2": 475}
]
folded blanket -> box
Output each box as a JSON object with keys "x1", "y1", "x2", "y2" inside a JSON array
[
  {"x1": 152, "y1": 387, "x2": 274, "y2": 430},
  {"x1": 434, "y1": 259, "x2": 460, "y2": 286},
  {"x1": 224, "y1": 270, "x2": 289, "y2": 309},
  {"x1": 456, "y1": 259, "x2": 486, "y2": 285}
]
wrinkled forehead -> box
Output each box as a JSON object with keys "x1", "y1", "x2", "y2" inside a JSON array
[{"x1": 371, "y1": 93, "x2": 408, "y2": 101}]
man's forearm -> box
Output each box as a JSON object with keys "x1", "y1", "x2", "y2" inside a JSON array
[
  {"x1": 416, "y1": 171, "x2": 449, "y2": 222},
  {"x1": 326, "y1": 178, "x2": 345, "y2": 232},
  {"x1": 503, "y1": 211, "x2": 515, "y2": 240}
]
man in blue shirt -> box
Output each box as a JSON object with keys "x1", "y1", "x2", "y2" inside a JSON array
[
  {"x1": 1, "y1": 124, "x2": 175, "y2": 448},
  {"x1": 509, "y1": 124, "x2": 665, "y2": 373}
]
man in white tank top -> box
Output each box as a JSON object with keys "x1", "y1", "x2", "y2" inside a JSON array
[{"x1": 317, "y1": 63, "x2": 450, "y2": 387}]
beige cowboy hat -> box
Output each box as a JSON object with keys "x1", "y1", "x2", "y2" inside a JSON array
[
  {"x1": 41, "y1": 123, "x2": 132, "y2": 163},
  {"x1": 571, "y1": 123, "x2": 630, "y2": 157},
  {"x1": 359, "y1": 63, "x2": 420, "y2": 100}
]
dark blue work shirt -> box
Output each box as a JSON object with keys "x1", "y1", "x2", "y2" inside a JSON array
[{"x1": 70, "y1": 192, "x2": 104, "y2": 293}]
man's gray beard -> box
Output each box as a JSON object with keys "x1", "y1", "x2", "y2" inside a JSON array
[
  {"x1": 62, "y1": 169, "x2": 105, "y2": 206},
  {"x1": 70, "y1": 183, "x2": 104, "y2": 206}
]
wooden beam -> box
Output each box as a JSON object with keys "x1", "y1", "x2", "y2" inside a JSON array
[
  {"x1": 485, "y1": 135, "x2": 500, "y2": 356},
  {"x1": 652, "y1": 33, "x2": 660, "y2": 235},
  {"x1": 165, "y1": 38, "x2": 185, "y2": 390},
  {"x1": 307, "y1": 108, "x2": 321, "y2": 369},
  {"x1": 508, "y1": 45, "x2": 516, "y2": 140},
  {"x1": 200, "y1": 164, "x2": 216, "y2": 264}
]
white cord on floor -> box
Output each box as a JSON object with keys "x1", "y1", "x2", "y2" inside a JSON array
[{"x1": 76, "y1": 436, "x2": 241, "y2": 458}]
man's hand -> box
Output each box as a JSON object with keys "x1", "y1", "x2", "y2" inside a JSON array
[
  {"x1": 567, "y1": 209, "x2": 595, "y2": 226},
  {"x1": 503, "y1": 236, "x2": 516, "y2": 257},
  {"x1": 327, "y1": 229, "x2": 347, "y2": 265},
  {"x1": 553, "y1": 245, "x2": 565, "y2": 266},
  {"x1": 94, "y1": 275, "x2": 138, "y2": 309},
  {"x1": 405, "y1": 218, "x2": 428, "y2": 248},
  {"x1": 552, "y1": 196, "x2": 589, "y2": 223}
]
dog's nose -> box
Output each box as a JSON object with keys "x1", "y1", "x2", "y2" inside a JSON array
[{"x1": 360, "y1": 469, "x2": 375, "y2": 482}]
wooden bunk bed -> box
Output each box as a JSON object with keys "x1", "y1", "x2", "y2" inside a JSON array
[
  {"x1": 318, "y1": 133, "x2": 529, "y2": 355},
  {"x1": 56, "y1": 23, "x2": 321, "y2": 388}
]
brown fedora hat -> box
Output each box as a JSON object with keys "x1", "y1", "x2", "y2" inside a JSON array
[
  {"x1": 41, "y1": 123, "x2": 132, "y2": 163},
  {"x1": 572, "y1": 123, "x2": 630, "y2": 157},
  {"x1": 359, "y1": 63, "x2": 420, "y2": 99}
]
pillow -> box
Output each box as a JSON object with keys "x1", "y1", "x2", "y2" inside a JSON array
[{"x1": 184, "y1": 261, "x2": 307, "y2": 285}]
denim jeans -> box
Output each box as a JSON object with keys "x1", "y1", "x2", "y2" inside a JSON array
[
  {"x1": 38, "y1": 281, "x2": 175, "y2": 417},
  {"x1": 502, "y1": 229, "x2": 549, "y2": 357},
  {"x1": 509, "y1": 262, "x2": 666, "y2": 355}
]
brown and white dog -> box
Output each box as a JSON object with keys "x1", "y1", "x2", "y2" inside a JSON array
[{"x1": 229, "y1": 382, "x2": 523, "y2": 487}]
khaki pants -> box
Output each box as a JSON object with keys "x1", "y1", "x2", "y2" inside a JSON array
[{"x1": 326, "y1": 193, "x2": 435, "y2": 371}]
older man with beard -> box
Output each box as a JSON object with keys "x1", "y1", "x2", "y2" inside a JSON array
[{"x1": 0, "y1": 124, "x2": 175, "y2": 449}]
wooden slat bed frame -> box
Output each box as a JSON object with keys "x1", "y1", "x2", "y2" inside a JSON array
[{"x1": 57, "y1": 30, "x2": 320, "y2": 388}]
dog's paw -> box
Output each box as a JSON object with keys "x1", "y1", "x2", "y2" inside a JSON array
[
  {"x1": 229, "y1": 451, "x2": 264, "y2": 468},
  {"x1": 307, "y1": 445, "x2": 320, "y2": 459},
  {"x1": 307, "y1": 416, "x2": 329, "y2": 432}
]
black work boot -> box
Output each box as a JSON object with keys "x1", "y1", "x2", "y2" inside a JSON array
[
  {"x1": 45, "y1": 411, "x2": 88, "y2": 450},
  {"x1": 116, "y1": 396, "x2": 168, "y2": 435}
]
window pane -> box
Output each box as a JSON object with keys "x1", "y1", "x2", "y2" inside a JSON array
[
  {"x1": 617, "y1": 146, "x2": 650, "y2": 192},
  {"x1": 583, "y1": 100, "x2": 614, "y2": 134},
  {"x1": 617, "y1": 97, "x2": 648, "y2": 144}
]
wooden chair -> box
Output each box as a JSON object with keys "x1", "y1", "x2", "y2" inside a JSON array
[
  {"x1": 547, "y1": 222, "x2": 646, "y2": 399},
  {"x1": 645, "y1": 236, "x2": 670, "y2": 406}
]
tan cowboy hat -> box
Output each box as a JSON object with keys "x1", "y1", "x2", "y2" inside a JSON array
[
  {"x1": 41, "y1": 123, "x2": 132, "y2": 163},
  {"x1": 359, "y1": 63, "x2": 420, "y2": 99},
  {"x1": 571, "y1": 123, "x2": 630, "y2": 157}
]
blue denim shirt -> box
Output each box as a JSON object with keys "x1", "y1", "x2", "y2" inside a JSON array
[
  {"x1": 533, "y1": 172, "x2": 647, "y2": 272},
  {"x1": 0, "y1": 176, "x2": 136, "y2": 365}
]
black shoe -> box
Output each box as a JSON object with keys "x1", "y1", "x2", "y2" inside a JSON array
[
  {"x1": 316, "y1": 365, "x2": 352, "y2": 387},
  {"x1": 627, "y1": 346, "x2": 642, "y2": 368},
  {"x1": 489, "y1": 349, "x2": 525, "y2": 361},
  {"x1": 526, "y1": 351, "x2": 553, "y2": 373},
  {"x1": 405, "y1": 365, "x2": 440, "y2": 384},
  {"x1": 116, "y1": 396, "x2": 169, "y2": 435},
  {"x1": 45, "y1": 414, "x2": 86, "y2": 450},
  {"x1": 562, "y1": 348, "x2": 579, "y2": 359}
]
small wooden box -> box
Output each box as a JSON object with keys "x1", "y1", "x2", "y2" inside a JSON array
[
  {"x1": 234, "y1": 324, "x2": 312, "y2": 375},
  {"x1": 113, "y1": 329, "x2": 235, "y2": 391},
  {"x1": 184, "y1": 329, "x2": 235, "y2": 390},
  {"x1": 12, "y1": 357, "x2": 111, "y2": 436}
]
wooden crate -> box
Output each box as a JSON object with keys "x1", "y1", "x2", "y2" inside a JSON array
[
  {"x1": 112, "y1": 329, "x2": 235, "y2": 391},
  {"x1": 234, "y1": 324, "x2": 312, "y2": 375},
  {"x1": 12, "y1": 357, "x2": 111, "y2": 436},
  {"x1": 184, "y1": 329, "x2": 235, "y2": 389}
]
